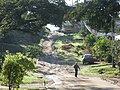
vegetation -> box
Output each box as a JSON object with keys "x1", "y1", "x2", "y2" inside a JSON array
[
  {"x1": 0, "y1": 0, "x2": 119, "y2": 89},
  {"x1": 113, "y1": 40, "x2": 120, "y2": 70},
  {"x1": 68, "y1": 0, "x2": 120, "y2": 33},
  {"x1": 80, "y1": 64, "x2": 120, "y2": 77},
  {"x1": 24, "y1": 45, "x2": 43, "y2": 59},
  {"x1": 64, "y1": 0, "x2": 120, "y2": 69},
  {"x1": 93, "y1": 37, "x2": 112, "y2": 62},
  {"x1": 54, "y1": 33, "x2": 84, "y2": 56},
  {"x1": 2, "y1": 51, "x2": 35, "y2": 90},
  {"x1": 22, "y1": 72, "x2": 48, "y2": 84},
  {"x1": 84, "y1": 34, "x2": 97, "y2": 49},
  {"x1": 0, "y1": 0, "x2": 68, "y2": 35}
]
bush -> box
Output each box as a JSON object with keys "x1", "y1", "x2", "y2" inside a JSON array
[
  {"x1": 24, "y1": 45, "x2": 43, "y2": 58},
  {"x1": 2, "y1": 52, "x2": 35, "y2": 89}
]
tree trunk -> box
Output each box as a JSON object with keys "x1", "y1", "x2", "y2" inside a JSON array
[{"x1": 112, "y1": 58, "x2": 116, "y2": 68}]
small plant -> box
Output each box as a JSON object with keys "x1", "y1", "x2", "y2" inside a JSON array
[{"x1": 2, "y1": 51, "x2": 35, "y2": 90}]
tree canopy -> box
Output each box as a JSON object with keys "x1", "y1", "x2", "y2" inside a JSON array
[
  {"x1": 68, "y1": 0, "x2": 120, "y2": 32},
  {"x1": 0, "y1": 0, "x2": 68, "y2": 34}
]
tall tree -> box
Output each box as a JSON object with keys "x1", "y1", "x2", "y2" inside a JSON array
[
  {"x1": 68, "y1": 0, "x2": 120, "y2": 33},
  {"x1": 0, "y1": 0, "x2": 67, "y2": 34}
]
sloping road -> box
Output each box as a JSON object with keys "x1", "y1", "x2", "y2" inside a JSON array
[
  {"x1": 38, "y1": 56, "x2": 120, "y2": 90},
  {"x1": 37, "y1": 32, "x2": 120, "y2": 90}
]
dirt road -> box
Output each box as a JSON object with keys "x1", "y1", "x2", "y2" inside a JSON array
[
  {"x1": 37, "y1": 32, "x2": 120, "y2": 90},
  {"x1": 38, "y1": 54, "x2": 120, "y2": 90}
]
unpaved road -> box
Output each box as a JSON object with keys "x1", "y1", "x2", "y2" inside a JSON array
[
  {"x1": 37, "y1": 32, "x2": 120, "y2": 90},
  {"x1": 38, "y1": 60, "x2": 120, "y2": 90}
]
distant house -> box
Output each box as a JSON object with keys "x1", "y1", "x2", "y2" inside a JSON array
[{"x1": 61, "y1": 21, "x2": 80, "y2": 33}]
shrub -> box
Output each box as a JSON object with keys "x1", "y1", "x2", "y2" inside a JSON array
[
  {"x1": 24, "y1": 45, "x2": 43, "y2": 59},
  {"x1": 2, "y1": 52, "x2": 35, "y2": 89}
]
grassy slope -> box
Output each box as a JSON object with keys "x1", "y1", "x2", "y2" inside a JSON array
[
  {"x1": 0, "y1": 30, "x2": 42, "y2": 53},
  {"x1": 54, "y1": 33, "x2": 83, "y2": 61},
  {"x1": 54, "y1": 33, "x2": 120, "y2": 78},
  {"x1": 0, "y1": 30, "x2": 46, "y2": 84},
  {"x1": 22, "y1": 72, "x2": 48, "y2": 84},
  {"x1": 80, "y1": 64, "x2": 120, "y2": 77}
]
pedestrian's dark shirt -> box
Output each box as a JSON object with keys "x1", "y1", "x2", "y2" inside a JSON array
[{"x1": 74, "y1": 64, "x2": 80, "y2": 70}]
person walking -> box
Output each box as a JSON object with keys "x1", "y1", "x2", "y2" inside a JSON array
[{"x1": 74, "y1": 63, "x2": 80, "y2": 77}]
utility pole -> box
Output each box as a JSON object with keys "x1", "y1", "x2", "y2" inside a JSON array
[{"x1": 111, "y1": 17, "x2": 116, "y2": 68}]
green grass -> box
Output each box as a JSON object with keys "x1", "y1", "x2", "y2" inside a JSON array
[
  {"x1": 73, "y1": 33, "x2": 83, "y2": 40},
  {"x1": 0, "y1": 71, "x2": 48, "y2": 84},
  {"x1": 22, "y1": 72, "x2": 48, "y2": 84},
  {"x1": 53, "y1": 33, "x2": 84, "y2": 64},
  {"x1": 80, "y1": 64, "x2": 120, "y2": 77},
  {"x1": 54, "y1": 33, "x2": 83, "y2": 56}
]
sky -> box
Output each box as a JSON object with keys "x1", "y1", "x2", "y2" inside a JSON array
[{"x1": 65, "y1": 0, "x2": 84, "y2": 6}]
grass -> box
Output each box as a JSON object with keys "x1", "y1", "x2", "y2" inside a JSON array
[
  {"x1": 80, "y1": 64, "x2": 120, "y2": 77},
  {"x1": 54, "y1": 33, "x2": 83, "y2": 57},
  {"x1": 22, "y1": 72, "x2": 48, "y2": 84},
  {"x1": 53, "y1": 33, "x2": 84, "y2": 64},
  {"x1": 0, "y1": 71, "x2": 48, "y2": 85}
]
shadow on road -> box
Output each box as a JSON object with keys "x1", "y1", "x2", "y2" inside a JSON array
[{"x1": 39, "y1": 54, "x2": 81, "y2": 65}]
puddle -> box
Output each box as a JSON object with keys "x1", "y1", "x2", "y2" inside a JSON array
[{"x1": 46, "y1": 75, "x2": 62, "y2": 85}]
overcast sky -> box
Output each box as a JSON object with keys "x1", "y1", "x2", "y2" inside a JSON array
[{"x1": 65, "y1": 0, "x2": 84, "y2": 6}]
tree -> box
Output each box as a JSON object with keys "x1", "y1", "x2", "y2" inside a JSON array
[
  {"x1": 2, "y1": 52, "x2": 35, "y2": 90},
  {"x1": 68, "y1": 0, "x2": 120, "y2": 33},
  {"x1": 84, "y1": 34, "x2": 96, "y2": 48},
  {"x1": 94, "y1": 37, "x2": 112, "y2": 62},
  {"x1": 112, "y1": 40, "x2": 120, "y2": 69},
  {"x1": 83, "y1": 34, "x2": 97, "y2": 54},
  {"x1": 0, "y1": 0, "x2": 67, "y2": 35}
]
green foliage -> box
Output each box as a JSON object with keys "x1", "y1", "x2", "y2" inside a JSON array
[
  {"x1": 24, "y1": 45, "x2": 43, "y2": 58},
  {"x1": 84, "y1": 34, "x2": 97, "y2": 48},
  {"x1": 113, "y1": 40, "x2": 120, "y2": 63},
  {"x1": 93, "y1": 37, "x2": 112, "y2": 62},
  {"x1": 0, "y1": 0, "x2": 67, "y2": 34},
  {"x1": 2, "y1": 52, "x2": 35, "y2": 89},
  {"x1": 68, "y1": 0, "x2": 120, "y2": 32},
  {"x1": 84, "y1": 35, "x2": 113, "y2": 63},
  {"x1": 0, "y1": 53, "x2": 4, "y2": 62},
  {"x1": 80, "y1": 30, "x2": 88, "y2": 39},
  {"x1": 22, "y1": 72, "x2": 48, "y2": 84},
  {"x1": 80, "y1": 64, "x2": 120, "y2": 77}
]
